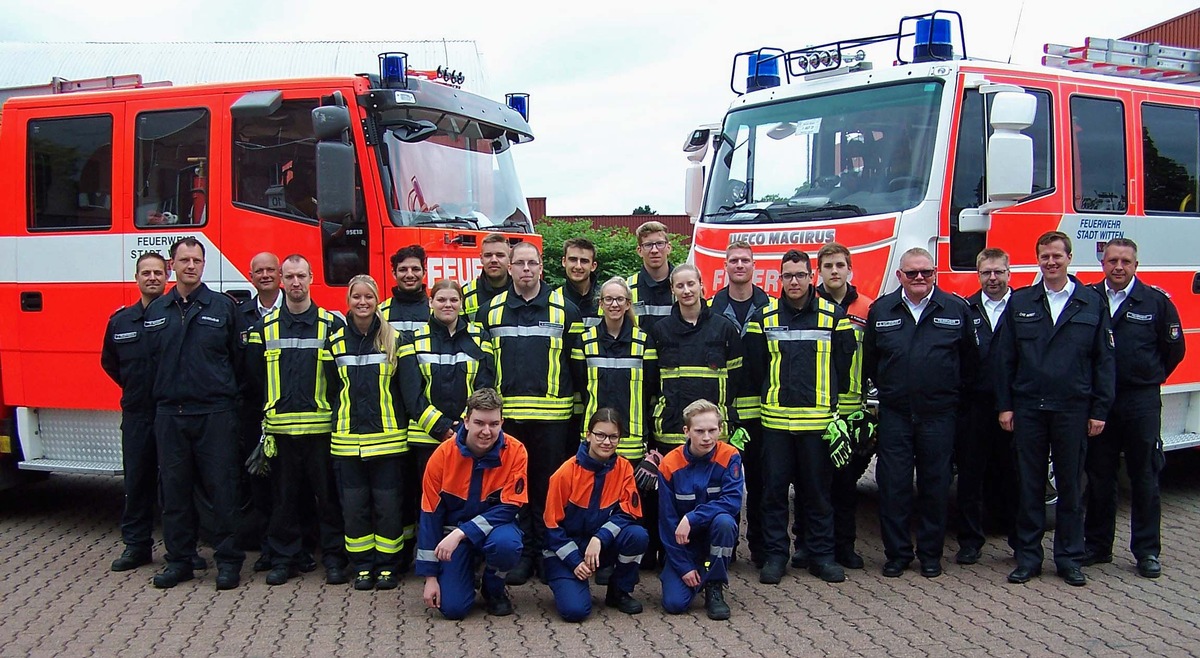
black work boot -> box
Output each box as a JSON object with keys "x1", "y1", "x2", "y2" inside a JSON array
[
  {"x1": 604, "y1": 585, "x2": 643, "y2": 615},
  {"x1": 704, "y1": 583, "x2": 731, "y2": 620}
]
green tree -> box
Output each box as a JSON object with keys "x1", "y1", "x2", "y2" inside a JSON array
[
  {"x1": 538, "y1": 218, "x2": 689, "y2": 288},
  {"x1": 632, "y1": 205, "x2": 658, "y2": 215}
]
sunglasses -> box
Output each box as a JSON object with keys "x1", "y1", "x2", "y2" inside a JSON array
[{"x1": 900, "y1": 269, "x2": 935, "y2": 280}]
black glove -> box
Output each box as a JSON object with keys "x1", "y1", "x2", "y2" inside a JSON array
[
  {"x1": 244, "y1": 434, "x2": 273, "y2": 477},
  {"x1": 634, "y1": 449, "x2": 663, "y2": 492}
]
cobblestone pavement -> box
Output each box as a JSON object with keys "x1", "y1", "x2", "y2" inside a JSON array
[{"x1": 2, "y1": 451, "x2": 1199, "y2": 658}]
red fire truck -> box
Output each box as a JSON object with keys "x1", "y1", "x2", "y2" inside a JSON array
[
  {"x1": 683, "y1": 10, "x2": 1200, "y2": 450},
  {"x1": 0, "y1": 54, "x2": 537, "y2": 487}
]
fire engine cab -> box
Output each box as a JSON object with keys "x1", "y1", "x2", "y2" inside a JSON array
[
  {"x1": 683, "y1": 10, "x2": 1200, "y2": 450},
  {"x1": 0, "y1": 54, "x2": 537, "y2": 487}
]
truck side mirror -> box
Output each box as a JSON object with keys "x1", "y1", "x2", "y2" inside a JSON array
[
  {"x1": 959, "y1": 91, "x2": 1036, "y2": 233},
  {"x1": 312, "y1": 104, "x2": 356, "y2": 222}
]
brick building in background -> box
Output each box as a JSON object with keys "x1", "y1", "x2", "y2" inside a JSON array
[
  {"x1": 527, "y1": 196, "x2": 692, "y2": 240},
  {"x1": 1125, "y1": 8, "x2": 1200, "y2": 47}
]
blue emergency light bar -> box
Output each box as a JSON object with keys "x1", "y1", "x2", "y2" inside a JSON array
[
  {"x1": 379, "y1": 52, "x2": 408, "y2": 89},
  {"x1": 746, "y1": 50, "x2": 783, "y2": 92},
  {"x1": 506, "y1": 93, "x2": 530, "y2": 121}
]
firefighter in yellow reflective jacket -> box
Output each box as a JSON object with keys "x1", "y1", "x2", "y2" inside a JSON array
[
  {"x1": 324, "y1": 275, "x2": 451, "y2": 591},
  {"x1": 245, "y1": 255, "x2": 348, "y2": 587},
  {"x1": 744, "y1": 249, "x2": 858, "y2": 586},
  {"x1": 481, "y1": 241, "x2": 585, "y2": 584}
]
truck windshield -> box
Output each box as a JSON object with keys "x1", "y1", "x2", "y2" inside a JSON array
[
  {"x1": 376, "y1": 108, "x2": 531, "y2": 230},
  {"x1": 704, "y1": 80, "x2": 944, "y2": 223}
]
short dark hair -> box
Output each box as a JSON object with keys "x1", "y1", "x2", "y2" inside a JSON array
[
  {"x1": 563, "y1": 237, "x2": 596, "y2": 257},
  {"x1": 1036, "y1": 230, "x2": 1072, "y2": 255},
  {"x1": 780, "y1": 249, "x2": 811, "y2": 272},
  {"x1": 169, "y1": 237, "x2": 204, "y2": 259},
  {"x1": 466, "y1": 388, "x2": 504, "y2": 415},
  {"x1": 587, "y1": 407, "x2": 624, "y2": 436},
  {"x1": 1103, "y1": 237, "x2": 1138, "y2": 256},
  {"x1": 391, "y1": 244, "x2": 427, "y2": 269},
  {"x1": 816, "y1": 242, "x2": 852, "y2": 268},
  {"x1": 481, "y1": 233, "x2": 510, "y2": 248},
  {"x1": 135, "y1": 252, "x2": 167, "y2": 271},
  {"x1": 975, "y1": 248, "x2": 1009, "y2": 268}
]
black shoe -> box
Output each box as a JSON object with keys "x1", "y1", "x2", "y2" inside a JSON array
[
  {"x1": 605, "y1": 586, "x2": 644, "y2": 615},
  {"x1": 483, "y1": 589, "x2": 514, "y2": 616},
  {"x1": 252, "y1": 554, "x2": 272, "y2": 572},
  {"x1": 297, "y1": 552, "x2": 318, "y2": 573},
  {"x1": 594, "y1": 564, "x2": 614, "y2": 586},
  {"x1": 192, "y1": 556, "x2": 210, "y2": 571},
  {"x1": 1081, "y1": 551, "x2": 1113, "y2": 567},
  {"x1": 703, "y1": 583, "x2": 731, "y2": 621},
  {"x1": 1007, "y1": 565, "x2": 1042, "y2": 584},
  {"x1": 1056, "y1": 566, "x2": 1086, "y2": 587},
  {"x1": 504, "y1": 557, "x2": 533, "y2": 585},
  {"x1": 353, "y1": 571, "x2": 374, "y2": 591},
  {"x1": 920, "y1": 561, "x2": 943, "y2": 578},
  {"x1": 759, "y1": 556, "x2": 787, "y2": 584},
  {"x1": 111, "y1": 549, "x2": 152, "y2": 572},
  {"x1": 215, "y1": 565, "x2": 241, "y2": 590},
  {"x1": 790, "y1": 548, "x2": 810, "y2": 569},
  {"x1": 1137, "y1": 555, "x2": 1162, "y2": 579},
  {"x1": 265, "y1": 565, "x2": 296, "y2": 586},
  {"x1": 882, "y1": 559, "x2": 912, "y2": 578},
  {"x1": 955, "y1": 547, "x2": 981, "y2": 565},
  {"x1": 375, "y1": 570, "x2": 399, "y2": 590},
  {"x1": 834, "y1": 548, "x2": 864, "y2": 570},
  {"x1": 325, "y1": 566, "x2": 349, "y2": 585},
  {"x1": 152, "y1": 567, "x2": 194, "y2": 589},
  {"x1": 809, "y1": 562, "x2": 846, "y2": 583}
]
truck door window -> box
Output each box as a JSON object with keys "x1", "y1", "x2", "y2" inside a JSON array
[
  {"x1": 27, "y1": 115, "x2": 113, "y2": 231},
  {"x1": 948, "y1": 88, "x2": 1054, "y2": 270},
  {"x1": 1071, "y1": 97, "x2": 1127, "y2": 214},
  {"x1": 233, "y1": 100, "x2": 333, "y2": 222},
  {"x1": 1141, "y1": 103, "x2": 1199, "y2": 215},
  {"x1": 134, "y1": 108, "x2": 210, "y2": 227}
]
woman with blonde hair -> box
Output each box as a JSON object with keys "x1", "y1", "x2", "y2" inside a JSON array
[{"x1": 325, "y1": 275, "x2": 449, "y2": 591}]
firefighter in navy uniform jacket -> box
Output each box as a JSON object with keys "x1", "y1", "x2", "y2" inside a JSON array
[
  {"x1": 543, "y1": 409, "x2": 648, "y2": 621},
  {"x1": 1084, "y1": 238, "x2": 1184, "y2": 579},
  {"x1": 658, "y1": 399, "x2": 744, "y2": 621},
  {"x1": 418, "y1": 389, "x2": 527, "y2": 620},
  {"x1": 995, "y1": 231, "x2": 1115, "y2": 587},
  {"x1": 863, "y1": 247, "x2": 978, "y2": 578},
  {"x1": 100, "y1": 252, "x2": 167, "y2": 573}
]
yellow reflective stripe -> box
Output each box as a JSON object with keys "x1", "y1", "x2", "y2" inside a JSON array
[
  {"x1": 264, "y1": 321, "x2": 281, "y2": 411},
  {"x1": 660, "y1": 366, "x2": 727, "y2": 379},
  {"x1": 375, "y1": 534, "x2": 403, "y2": 554},
  {"x1": 345, "y1": 534, "x2": 375, "y2": 553},
  {"x1": 547, "y1": 291, "x2": 566, "y2": 397}
]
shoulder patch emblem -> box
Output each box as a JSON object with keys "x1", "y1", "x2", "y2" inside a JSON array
[
  {"x1": 1169, "y1": 323, "x2": 1182, "y2": 341},
  {"x1": 631, "y1": 491, "x2": 640, "y2": 510},
  {"x1": 730, "y1": 463, "x2": 741, "y2": 480},
  {"x1": 514, "y1": 477, "x2": 525, "y2": 495}
]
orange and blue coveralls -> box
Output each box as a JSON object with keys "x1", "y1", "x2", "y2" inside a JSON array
[
  {"x1": 657, "y1": 441, "x2": 744, "y2": 614},
  {"x1": 542, "y1": 443, "x2": 649, "y2": 622},
  {"x1": 417, "y1": 427, "x2": 528, "y2": 620}
]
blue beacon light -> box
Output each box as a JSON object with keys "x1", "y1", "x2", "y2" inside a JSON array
[
  {"x1": 747, "y1": 51, "x2": 781, "y2": 92},
  {"x1": 506, "y1": 93, "x2": 529, "y2": 121},
  {"x1": 913, "y1": 18, "x2": 953, "y2": 62},
  {"x1": 379, "y1": 52, "x2": 408, "y2": 89}
]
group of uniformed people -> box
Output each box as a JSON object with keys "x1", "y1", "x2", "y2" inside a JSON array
[{"x1": 100, "y1": 224, "x2": 1182, "y2": 620}]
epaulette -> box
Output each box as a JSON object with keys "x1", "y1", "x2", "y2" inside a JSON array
[
  {"x1": 1150, "y1": 284, "x2": 1171, "y2": 299},
  {"x1": 110, "y1": 305, "x2": 128, "y2": 318}
]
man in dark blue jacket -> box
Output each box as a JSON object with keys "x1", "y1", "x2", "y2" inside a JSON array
[
  {"x1": 864, "y1": 247, "x2": 977, "y2": 579},
  {"x1": 996, "y1": 231, "x2": 1115, "y2": 587}
]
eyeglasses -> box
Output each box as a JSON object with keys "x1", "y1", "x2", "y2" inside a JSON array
[
  {"x1": 901, "y1": 269, "x2": 935, "y2": 280},
  {"x1": 589, "y1": 430, "x2": 620, "y2": 444},
  {"x1": 780, "y1": 272, "x2": 811, "y2": 281},
  {"x1": 979, "y1": 269, "x2": 1008, "y2": 278},
  {"x1": 601, "y1": 296, "x2": 628, "y2": 306},
  {"x1": 639, "y1": 240, "x2": 670, "y2": 251},
  {"x1": 511, "y1": 260, "x2": 541, "y2": 269}
]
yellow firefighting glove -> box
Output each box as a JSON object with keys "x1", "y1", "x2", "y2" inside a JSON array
[{"x1": 824, "y1": 417, "x2": 853, "y2": 470}]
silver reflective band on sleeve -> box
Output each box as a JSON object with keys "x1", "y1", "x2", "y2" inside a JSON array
[
  {"x1": 388, "y1": 320, "x2": 426, "y2": 332},
  {"x1": 556, "y1": 541, "x2": 581, "y2": 560},
  {"x1": 709, "y1": 545, "x2": 734, "y2": 558},
  {"x1": 264, "y1": 338, "x2": 325, "y2": 350},
  {"x1": 586, "y1": 357, "x2": 643, "y2": 370},
  {"x1": 335, "y1": 353, "x2": 389, "y2": 367},
  {"x1": 601, "y1": 521, "x2": 622, "y2": 538},
  {"x1": 489, "y1": 326, "x2": 564, "y2": 338},
  {"x1": 416, "y1": 549, "x2": 438, "y2": 562},
  {"x1": 541, "y1": 550, "x2": 556, "y2": 559},
  {"x1": 470, "y1": 515, "x2": 493, "y2": 536},
  {"x1": 674, "y1": 492, "x2": 696, "y2": 501},
  {"x1": 706, "y1": 486, "x2": 722, "y2": 494},
  {"x1": 765, "y1": 329, "x2": 832, "y2": 342},
  {"x1": 416, "y1": 353, "x2": 478, "y2": 366},
  {"x1": 617, "y1": 553, "x2": 643, "y2": 564},
  {"x1": 635, "y1": 304, "x2": 672, "y2": 317},
  {"x1": 583, "y1": 317, "x2": 602, "y2": 327}
]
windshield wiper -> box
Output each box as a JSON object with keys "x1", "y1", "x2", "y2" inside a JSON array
[
  {"x1": 777, "y1": 203, "x2": 866, "y2": 219},
  {"x1": 706, "y1": 203, "x2": 867, "y2": 224},
  {"x1": 411, "y1": 214, "x2": 481, "y2": 229}
]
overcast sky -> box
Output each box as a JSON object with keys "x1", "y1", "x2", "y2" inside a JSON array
[{"x1": 2, "y1": 0, "x2": 1197, "y2": 215}]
